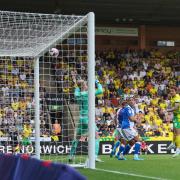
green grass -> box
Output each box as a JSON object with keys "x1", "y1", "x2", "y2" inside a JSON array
[{"x1": 77, "y1": 155, "x2": 180, "y2": 180}]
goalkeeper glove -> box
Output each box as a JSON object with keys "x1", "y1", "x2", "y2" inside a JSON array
[{"x1": 95, "y1": 79, "x2": 99, "y2": 85}]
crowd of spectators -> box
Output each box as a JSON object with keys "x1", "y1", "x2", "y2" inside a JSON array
[
  {"x1": 0, "y1": 48, "x2": 180, "y2": 145},
  {"x1": 94, "y1": 49, "x2": 180, "y2": 139},
  {"x1": 0, "y1": 58, "x2": 52, "y2": 145},
  {"x1": 52, "y1": 48, "x2": 180, "y2": 140}
]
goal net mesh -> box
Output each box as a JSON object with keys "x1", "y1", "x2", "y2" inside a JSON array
[{"x1": 0, "y1": 10, "x2": 90, "y2": 167}]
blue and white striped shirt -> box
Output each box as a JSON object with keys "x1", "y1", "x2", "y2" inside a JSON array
[{"x1": 121, "y1": 105, "x2": 135, "y2": 129}]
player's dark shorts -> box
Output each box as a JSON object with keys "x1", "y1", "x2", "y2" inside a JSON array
[
  {"x1": 173, "y1": 116, "x2": 180, "y2": 129},
  {"x1": 22, "y1": 137, "x2": 31, "y2": 146}
]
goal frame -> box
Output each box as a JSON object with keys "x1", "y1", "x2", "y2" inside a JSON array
[{"x1": 0, "y1": 11, "x2": 95, "y2": 169}]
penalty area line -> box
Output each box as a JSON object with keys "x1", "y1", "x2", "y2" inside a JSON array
[{"x1": 95, "y1": 168, "x2": 169, "y2": 180}]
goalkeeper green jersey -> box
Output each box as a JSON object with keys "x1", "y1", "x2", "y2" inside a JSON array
[{"x1": 74, "y1": 83, "x2": 103, "y2": 116}]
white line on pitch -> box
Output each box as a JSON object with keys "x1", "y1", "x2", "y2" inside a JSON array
[{"x1": 95, "y1": 168, "x2": 169, "y2": 180}]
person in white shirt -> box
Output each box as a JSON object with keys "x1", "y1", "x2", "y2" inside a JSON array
[
  {"x1": 20, "y1": 73, "x2": 26, "y2": 81},
  {"x1": 2, "y1": 86, "x2": 9, "y2": 97},
  {"x1": 143, "y1": 121, "x2": 151, "y2": 132},
  {"x1": 143, "y1": 61, "x2": 149, "y2": 70},
  {"x1": 139, "y1": 69, "x2": 146, "y2": 78},
  {"x1": 95, "y1": 105, "x2": 103, "y2": 118}
]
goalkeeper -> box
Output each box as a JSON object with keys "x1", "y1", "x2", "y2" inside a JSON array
[{"x1": 69, "y1": 79, "x2": 103, "y2": 162}]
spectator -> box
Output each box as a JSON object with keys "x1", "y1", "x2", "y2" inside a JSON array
[
  {"x1": 52, "y1": 120, "x2": 61, "y2": 135},
  {"x1": 141, "y1": 141, "x2": 148, "y2": 155}
]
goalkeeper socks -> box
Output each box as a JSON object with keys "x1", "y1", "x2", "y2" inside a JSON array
[
  {"x1": 111, "y1": 141, "x2": 120, "y2": 155},
  {"x1": 69, "y1": 139, "x2": 79, "y2": 158},
  {"x1": 123, "y1": 144, "x2": 131, "y2": 155},
  {"x1": 134, "y1": 142, "x2": 141, "y2": 156},
  {"x1": 95, "y1": 138, "x2": 100, "y2": 157}
]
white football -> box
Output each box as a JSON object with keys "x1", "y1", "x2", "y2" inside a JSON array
[{"x1": 49, "y1": 48, "x2": 59, "y2": 57}]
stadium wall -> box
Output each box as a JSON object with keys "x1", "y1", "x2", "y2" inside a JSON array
[
  {"x1": 96, "y1": 25, "x2": 180, "y2": 51},
  {"x1": 146, "y1": 25, "x2": 180, "y2": 50}
]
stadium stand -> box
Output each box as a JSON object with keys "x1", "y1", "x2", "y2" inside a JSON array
[
  {"x1": 93, "y1": 49, "x2": 179, "y2": 141},
  {"x1": 0, "y1": 57, "x2": 52, "y2": 149},
  {"x1": 50, "y1": 48, "x2": 180, "y2": 142}
]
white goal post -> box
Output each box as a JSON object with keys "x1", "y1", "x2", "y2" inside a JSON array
[{"x1": 0, "y1": 11, "x2": 95, "y2": 169}]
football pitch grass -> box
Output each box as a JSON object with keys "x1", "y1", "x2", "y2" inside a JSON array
[{"x1": 77, "y1": 155, "x2": 180, "y2": 180}]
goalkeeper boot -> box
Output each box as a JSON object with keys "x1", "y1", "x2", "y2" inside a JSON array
[
  {"x1": 95, "y1": 157, "x2": 104, "y2": 162},
  {"x1": 68, "y1": 156, "x2": 74, "y2": 163},
  {"x1": 167, "y1": 142, "x2": 176, "y2": 150}
]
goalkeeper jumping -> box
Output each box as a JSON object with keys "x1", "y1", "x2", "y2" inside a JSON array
[{"x1": 68, "y1": 79, "x2": 103, "y2": 162}]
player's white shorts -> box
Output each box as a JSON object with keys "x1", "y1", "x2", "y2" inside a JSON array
[{"x1": 120, "y1": 127, "x2": 138, "y2": 141}]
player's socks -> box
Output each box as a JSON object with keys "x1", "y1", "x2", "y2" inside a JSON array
[
  {"x1": 167, "y1": 142, "x2": 176, "y2": 150},
  {"x1": 123, "y1": 144, "x2": 131, "y2": 155},
  {"x1": 133, "y1": 142, "x2": 143, "y2": 160},
  {"x1": 95, "y1": 138, "x2": 100, "y2": 158},
  {"x1": 111, "y1": 141, "x2": 120, "y2": 157},
  {"x1": 113, "y1": 141, "x2": 120, "y2": 152},
  {"x1": 175, "y1": 135, "x2": 180, "y2": 148},
  {"x1": 172, "y1": 135, "x2": 180, "y2": 158},
  {"x1": 95, "y1": 139, "x2": 104, "y2": 163},
  {"x1": 117, "y1": 144, "x2": 126, "y2": 160},
  {"x1": 134, "y1": 142, "x2": 141, "y2": 154},
  {"x1": 113, "y1": 141, "x2": 120, "y2": 157},
  {"x1": 167, "y1": 135, "x2": 176, "y2": 150},
  {"x1": 69, "y1": 139, "x2": 79, "y2": 161}
]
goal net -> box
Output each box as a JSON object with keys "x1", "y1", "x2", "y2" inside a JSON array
[{"x1": 0, "y1": 11, "x2": 95, "y2": 168}]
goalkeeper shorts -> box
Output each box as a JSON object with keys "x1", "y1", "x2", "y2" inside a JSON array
[{"x1": 77, "y1": 116, "x2": 88, "y2": 135}]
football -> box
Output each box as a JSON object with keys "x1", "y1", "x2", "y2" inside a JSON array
[{"x1": 49, "y1": 48, "x2": 59, "y2": 57}]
